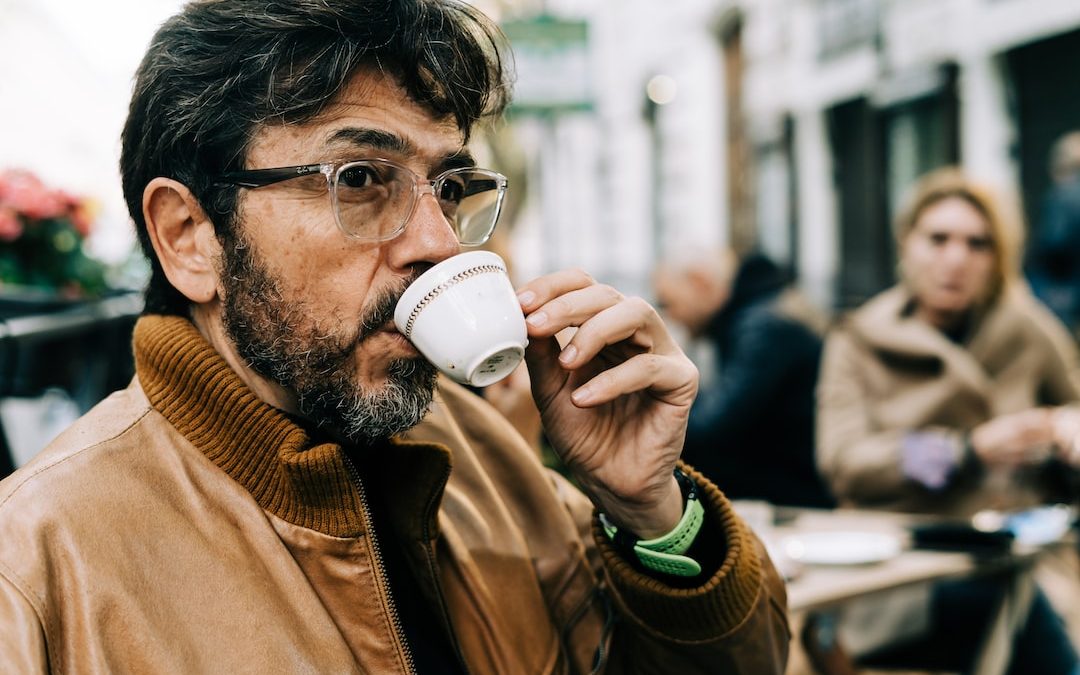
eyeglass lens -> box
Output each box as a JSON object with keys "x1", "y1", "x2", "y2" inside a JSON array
[{"x1": 333, "y1": 161, "x2": 502, "y2": 244}]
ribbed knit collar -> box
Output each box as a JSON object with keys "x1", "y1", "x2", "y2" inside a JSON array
[{"x1": 134, "y1": 314, "x2": 374, "y2": 538}]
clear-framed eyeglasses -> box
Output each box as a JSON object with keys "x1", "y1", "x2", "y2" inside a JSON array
[{"x1": 214, "y1": 158, "x2": 509, "y2": 246}]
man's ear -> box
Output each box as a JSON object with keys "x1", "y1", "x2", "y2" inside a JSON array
[{"x1": 142, "y1": 178, "x2": 222, "y2": 304}]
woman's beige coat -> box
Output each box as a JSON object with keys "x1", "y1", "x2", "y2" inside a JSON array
[{"x1": 817, "y1": 284, "x2": 1080, "y2": 516}]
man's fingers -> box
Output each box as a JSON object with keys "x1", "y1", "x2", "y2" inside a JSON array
[
  {"x1": 517, "y1": 269, "x2": 598, "y2": 314},
  {"x1": 522, "y1": 287, "x2": 678, "y2": 370},
  {"x1": 517, "y1": 269, "x2": 694, "y2": 408},
  {"x1": 517, "y1": 273, "x2": 678, "y2": 363},
  {"x1": 569, "y1": 353, "x2": 698, "y2": 407},
  {"x1": 559, "y1": 296, "x2": 681, "y2": 368},
  {"x1": 523, "y1": 285, "x2": 625, "y2": 337}
]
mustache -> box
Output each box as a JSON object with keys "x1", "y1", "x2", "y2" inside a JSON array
[{"x1": 356, "y1": 270, "x2": 424, "y2": 342}]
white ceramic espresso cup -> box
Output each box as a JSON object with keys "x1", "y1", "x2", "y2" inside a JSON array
[{"x1": 394, "y1": 251, "x2": 528, "y2": 387}]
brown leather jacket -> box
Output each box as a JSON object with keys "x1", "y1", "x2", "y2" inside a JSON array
[{"x1": 0, "y1": 316, "x2": 789, "y2": 673}]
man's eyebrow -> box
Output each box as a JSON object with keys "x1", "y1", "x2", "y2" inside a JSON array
[
  {"x1": 439, "y1": 151, "x2": 477, "y2": 172},
  {"x1": 325, "y1": 127, "x2": 413, "y2": 155},
  {"x1": 324, "y1": 127, "x2": 476, "y2": 171}
]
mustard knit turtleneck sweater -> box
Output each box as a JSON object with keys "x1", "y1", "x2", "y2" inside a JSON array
[{"x1": 134, "y1": 314, "x2": 372, "y2": 537}]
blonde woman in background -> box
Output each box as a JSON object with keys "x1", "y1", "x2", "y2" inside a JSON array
[{"x1": 817, "y1": 167, "x2": 1080, "y2": 674}]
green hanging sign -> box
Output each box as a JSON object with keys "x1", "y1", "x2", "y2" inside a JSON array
[{"x1": 502, "y1": 15, "x2": 592, "y2": 115}]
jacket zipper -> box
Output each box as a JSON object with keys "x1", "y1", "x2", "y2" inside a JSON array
[
  {"x1": 342, "y1": 452, "x2": 418, "y2": 675},
  {"x1": 419, "y1": 461, "x2": 472, "y2": 674}
]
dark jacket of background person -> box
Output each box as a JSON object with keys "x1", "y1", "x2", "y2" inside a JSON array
[
  {"x1": 0, "y1": 316, "x2": 791, "y2": 674},
  {"x1": 1026, "y1": 131, "x2": 1080, "y2": 337},
  {"x1": 817, "y1": 284, "x2": 1080, "y2": 515},
  {"x1": 1027, "y1": 175, "x2": 1080, "y2": 335},
  {"x1": 682, "y1": 255, "x2": 835, "y2": 508}
]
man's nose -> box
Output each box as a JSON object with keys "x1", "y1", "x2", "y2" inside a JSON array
[{"x1": 388, "y1": 189, "x2": 461, "y2": 269}]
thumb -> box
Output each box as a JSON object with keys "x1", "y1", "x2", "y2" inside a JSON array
[{"x1": 524, "y1": 335, "x2": 568, "y2": 405}]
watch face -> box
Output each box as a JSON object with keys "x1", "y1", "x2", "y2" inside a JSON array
[{"x1": 674, "y1": 466, "x2": 698, "y2": 502}]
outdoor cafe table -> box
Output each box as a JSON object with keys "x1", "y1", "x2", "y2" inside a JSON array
[{"x1": 772, "y1": 508, "x2": 1062, "y2": 675}]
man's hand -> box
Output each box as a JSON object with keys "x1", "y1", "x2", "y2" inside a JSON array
[{"x1": 516, "y1": 270, "x2": 699, "y2": 539}]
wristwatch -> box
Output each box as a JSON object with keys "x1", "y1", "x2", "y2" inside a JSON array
[{"x1": 600, "y1": 468, "x2": 705, "y2": 577}]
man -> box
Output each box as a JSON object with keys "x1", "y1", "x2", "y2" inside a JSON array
[
  {"x1": 0, "y1": 1, "x2": 787, "y2": 673},
  {"x1": 655, "y1": 248, "x2": 833, "y2": 508}
]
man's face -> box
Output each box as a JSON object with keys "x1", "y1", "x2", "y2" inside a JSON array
[
  {"x1": 901, "y1": 196, "x2": 996, "y2": 318},
  {"x1": 653, "y1": 262, "x2": 733, "y2": 338},
  {"x1": 219, "y1": 69, "x2": 466, "y2": 442},
  {"x1": 654, "y1": 270, "x2": 710, "y2": 335}
]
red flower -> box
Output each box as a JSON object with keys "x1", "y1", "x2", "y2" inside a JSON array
[
  {"x1": 0, "y1": 169, "x2": 67, "y2": 220},
  {"x1": 68, "y1": 198, "x2": 98, "y2": 238},
  {"x1": 0, "y1": 168, "x2": 108, "y2": 297},
  {"x1": 0, "y1": 208, "x2": 21, "y2": 242}
]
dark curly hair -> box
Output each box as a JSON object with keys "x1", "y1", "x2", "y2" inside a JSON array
[{"x1": 121, "y1": 0, "x2": 512, "y2": 315}]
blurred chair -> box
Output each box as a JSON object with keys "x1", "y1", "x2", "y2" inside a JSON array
[{"x1": 0, "y1": 291, "x2": 141, "y2": 477}]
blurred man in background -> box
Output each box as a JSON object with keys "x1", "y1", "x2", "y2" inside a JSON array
[
  {"x1": 1026, "y1": 130, "x2": 1080, "y2": 337},
  {"x1": 655, "y1": 247, "x2": 834, "y2": 508}
]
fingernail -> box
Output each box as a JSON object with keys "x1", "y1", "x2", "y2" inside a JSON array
[
  {"x1": 559, "y1": 344, "x2": 578, "y2": 364},
  {"x1": 517, "y1": 290, "x2": 536, "y2": 306},
  {"x1": 571, "y1": 385, "x2": 594, "y2": 406},
  {"x1": 526, "y1": 311, "x2": 547, "y2": 327}
]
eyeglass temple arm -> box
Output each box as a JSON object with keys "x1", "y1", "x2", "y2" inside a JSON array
[
  {"x1": 213, "y1": 164, "x2": 325, "y2": 188},
  {"x1": 462, "y1": 178, "x2": 505, "y2": 198}
]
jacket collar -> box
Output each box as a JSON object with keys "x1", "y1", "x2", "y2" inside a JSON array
[
  {"x1": 848, "y1": 286, "x2": 961, "y2": 357},
  {"x1": 133, "y1": 314, "x2": 451, "y2": 540},
  {"x1": 846, "y1": 285, "x2": 1028, "y2": 399}
]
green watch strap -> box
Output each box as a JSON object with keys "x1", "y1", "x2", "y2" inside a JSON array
[
  {"x1": 601, "y1": 469, "x2": 705, "y2": 577},
  {"x1": 632, "y1": 496, "x2": 705, "y2": 576}
]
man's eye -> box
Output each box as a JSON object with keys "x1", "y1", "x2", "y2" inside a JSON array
[
  {"x1": 339, "y1": 166, "x2": 381, "y2": 189},
  {"x1": 438, "y1": 179, "x2": 466, "y2": 204}
]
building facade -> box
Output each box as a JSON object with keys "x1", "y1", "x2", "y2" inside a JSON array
[{"x1": 500, "y1": 0, "x2": 1080, "y2": 311}]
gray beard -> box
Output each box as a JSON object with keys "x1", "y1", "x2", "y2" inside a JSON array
[{"x1": 218, "y1": 235, "x2": 437, "y2": 444}]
